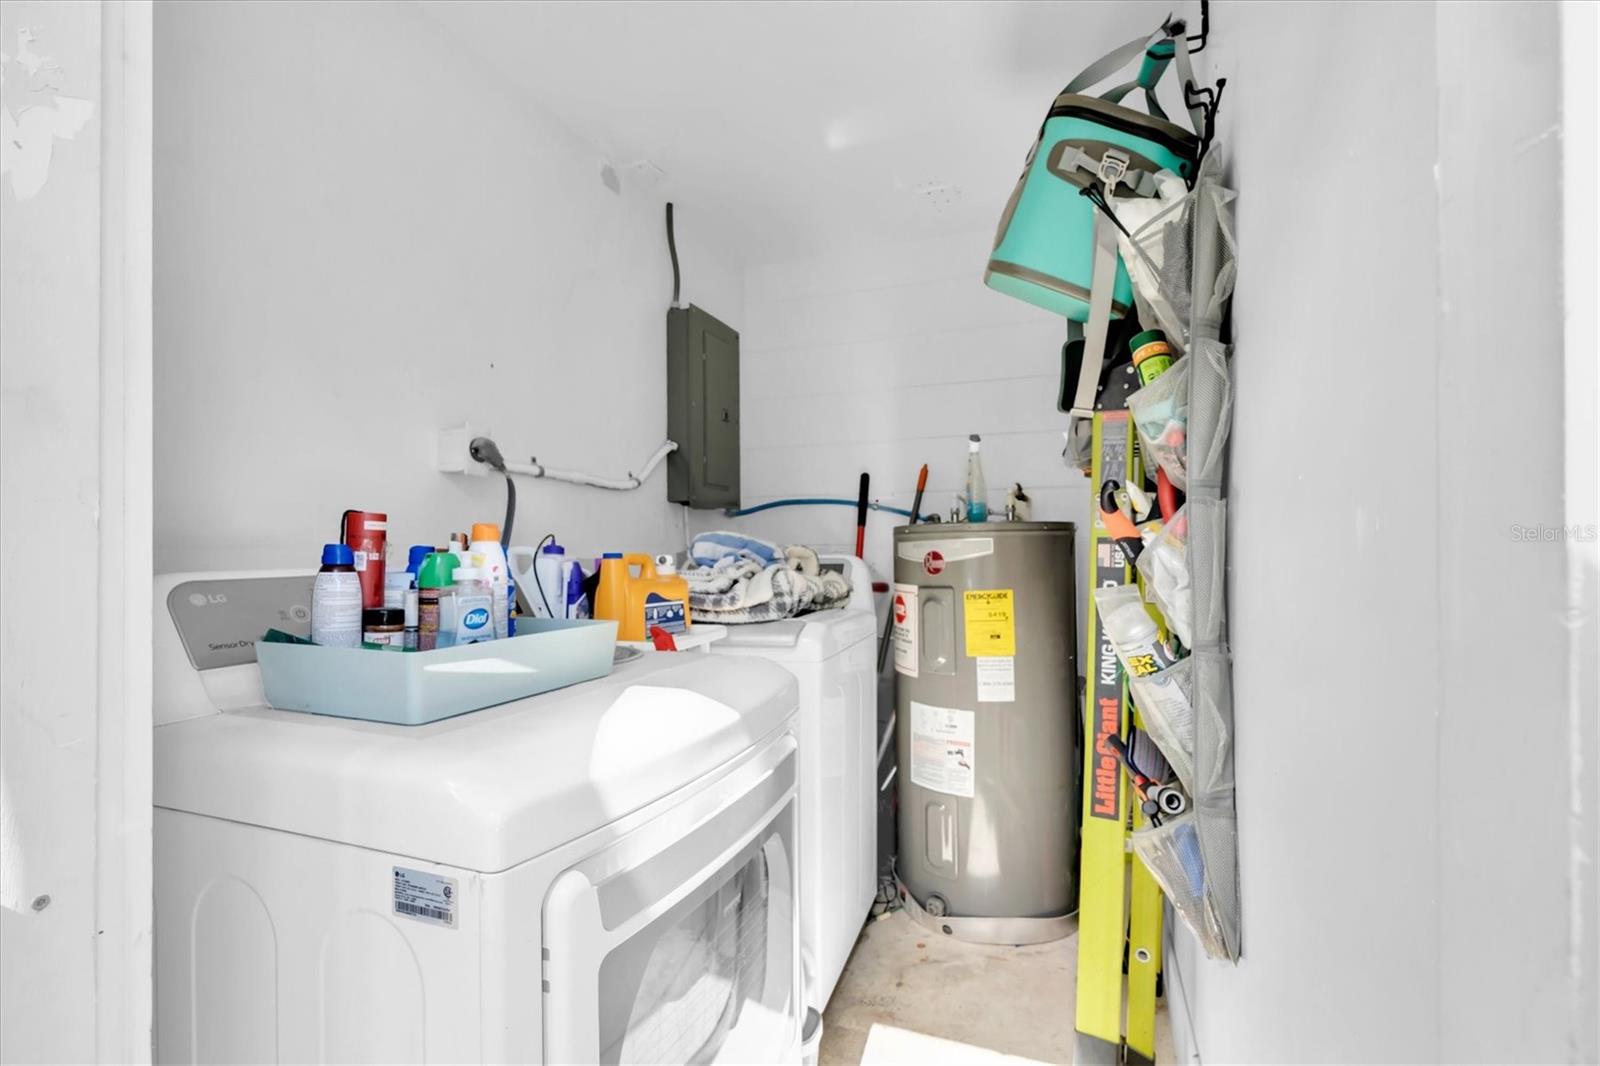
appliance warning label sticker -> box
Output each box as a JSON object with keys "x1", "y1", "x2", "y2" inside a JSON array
[
  {"x1": 963, "y1": 589, "x2": 1016, "y2": 657},
  {"x1": 892, "y1": 583, "x2": 919, "y2": 677},
  {"x1": 975, "y1": 656, "x2": 1016, "y2": 702},
  {"x1": 393, "y1": 867, "x2": 457, "y2": 928},
  {"x1": 909, "y1": 701, "x2": 975, "y2": 798}
]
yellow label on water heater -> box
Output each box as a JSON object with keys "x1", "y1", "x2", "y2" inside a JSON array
[{"x1": 963, "y1": 589, "x2": 1016, "y2": 657}]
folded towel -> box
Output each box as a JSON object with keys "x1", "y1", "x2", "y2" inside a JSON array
[
  {"x1": 690, "y1": 531, "x2": 782, "y2": 568},
  {"x1": 683, "y1": 537, "x2": 850, "y2": 623}
]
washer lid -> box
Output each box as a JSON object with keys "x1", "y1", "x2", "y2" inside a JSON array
[
  {"x1": 154, "y1": 653, "x2": 798, "y2": 873},
  {"x1": 713, "y1": 608, "x2": 876, "y2": 661},
  {"x1": 717, "y1": 619, "x2": 809, "y2": 648}
]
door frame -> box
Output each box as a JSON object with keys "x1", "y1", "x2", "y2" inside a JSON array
[{"x1": 96, "y1": 1, "x2": 155, "y2": 1060}]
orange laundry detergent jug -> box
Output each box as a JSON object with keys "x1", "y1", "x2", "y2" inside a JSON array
[{"x1": 594, "y1": 553, "x2": 692, "y2": 642}]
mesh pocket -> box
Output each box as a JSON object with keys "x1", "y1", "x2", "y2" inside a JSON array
[
  {"x1": 1196, "y1": 182, "x2": 1238, "y2": 326},
  {"x1": 1190, "y1": 646, "x2": 1239, "y2": 959},
  {"x1": 1114, "y1": 170, "x2": 1194, "y2": 351},
  {"x1": 1191, "y1": 648, "x2": 1235, "y2": 802},
  {"x1": 1131, "y1": 813, "x2": 1228, "y2": 960},
  {"x1": 1127, "y1": 658, "x2": 1195, "y2": 793},
  {"x1": 1194, "y1": 796, "x2": 1240, "y2": 961},
  {"x1": 1127, "y1": 356, "x2": 1189, "y2": 491},
  {"x1": 1136, "y1": 506, "x2": 1191, "y2": 648},
  {"x1": 1187, "y1": 339, "x2": 1233, "y2": 487},
  {"x1": 1186, "y1": 498, "x2": 1227, "y2": 648}
]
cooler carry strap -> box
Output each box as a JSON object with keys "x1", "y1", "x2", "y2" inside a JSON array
[
  {"x1": 1061, "y1": 23, "x2": 1204, "y2": 137},
  {"x1": 1061, "y1": 31, "x2": 1166, "y2": 97},
  {"x1": 1068, "y1": 209, "x2": 1121, "y2": 423}
]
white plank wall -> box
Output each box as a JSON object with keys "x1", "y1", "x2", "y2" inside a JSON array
[{"x1": 689, "y1": 228, "x2": 1093, "y2": 642}]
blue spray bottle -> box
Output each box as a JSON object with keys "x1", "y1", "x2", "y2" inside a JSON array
[{"x1": 965, "y1": 434, "x2": 989, "y2": 523}]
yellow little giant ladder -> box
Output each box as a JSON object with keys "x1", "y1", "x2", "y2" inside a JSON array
[{"x1": 1075, "y1": 408, "x2": 1163, "y2": 1065}]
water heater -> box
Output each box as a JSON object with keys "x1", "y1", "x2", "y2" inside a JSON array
[{"x1": 892, "y1": 521, "x2": 1080, "y2": 944}]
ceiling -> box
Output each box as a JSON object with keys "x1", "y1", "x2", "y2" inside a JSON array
[{"x1": 414, "y1": 0, "x2": 1178, "y2": 264}]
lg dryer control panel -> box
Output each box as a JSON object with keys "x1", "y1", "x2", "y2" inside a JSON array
[{"x1": 166, "y1": 575, "x2": 314, "y2": 671}]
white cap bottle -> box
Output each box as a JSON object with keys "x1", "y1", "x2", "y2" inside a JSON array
[
  {"x1": 312, "y1": 543, "x2": 363, "y2": 647},
  {"x1": 1100, "y1": 594, "x2": 1178, "y2": 676},
  {"x1": 468, "y1": 523, "x2": 512, "y2": 638}
]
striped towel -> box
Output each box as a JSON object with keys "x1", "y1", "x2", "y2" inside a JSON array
[{"x1": 683, "y1": 540, "x2": 851, "y2": 623}]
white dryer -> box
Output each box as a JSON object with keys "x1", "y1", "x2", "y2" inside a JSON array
[
  {"x1": 707, "y1": 554, "x2": 877, "y2": 1012},
  {"x1": 153, "y1": 571, "x2": 804, "y2": 1065}
]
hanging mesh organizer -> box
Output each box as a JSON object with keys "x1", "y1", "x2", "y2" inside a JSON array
[{"x1": 1121, "y1": 154, "x2": 1240, "y2": 961}]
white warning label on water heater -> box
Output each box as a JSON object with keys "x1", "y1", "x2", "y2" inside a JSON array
[
  {"x1": 975, "y1": 656, "x2": 1016, "y2": 702},
  {"x1": 393, "y1": 866, "x2": 457, "y2": 928},
  {"x1": 892, "y1": 583, "x2": 919, "y2": 677},
  {"x1": 909, "y1": 700, "x2": 975, "y2": 798}
]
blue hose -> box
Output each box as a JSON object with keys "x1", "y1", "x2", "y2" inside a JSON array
[{"x1": 723, "y1": 497, "x2": 916, "y2": 519}]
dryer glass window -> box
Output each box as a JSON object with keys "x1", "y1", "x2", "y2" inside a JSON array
[{"x1": 598, "y1": 807, "x2": 795, "y2": 1065}]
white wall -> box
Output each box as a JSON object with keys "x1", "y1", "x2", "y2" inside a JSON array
[
  {"x1": 154, "y1": 0, "x2": 742, "y2": 574},
  {"x1": 1167, "y1": 3, "x2": 1599, "y2": 1063},
  {"x1": 1, "y1": 2, "x2": 153, "y2": 1061},
  {"x1": 690, "y1": 229, "x2": 1092, "y2": 636}
]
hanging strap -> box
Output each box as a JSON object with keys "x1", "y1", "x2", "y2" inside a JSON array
[
  {"x1": 1102, "y1": 79, "x2": 1171, "y2": 122},
  {"x1": 1061, "y1": 31, "x2": 1167, "y2": 96},
  {"x1": 1061, "y1": 24, "x2": 1205, "y2": 139},
  {"x1": 1068, "y1": 208, "x2": 1122, "y2": 423},
  {"x1": 1060, "y1": 18, "x2": 1214, "y2": 427}
]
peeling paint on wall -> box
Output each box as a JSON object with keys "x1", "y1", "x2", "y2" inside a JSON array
[{"x1": 0, "y1": 28, "x2": 94, "y2": 201}]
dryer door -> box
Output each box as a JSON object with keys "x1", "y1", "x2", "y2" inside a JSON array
[{"x1": 543, "y1": 735, "x2": 800, "y2": 1065}]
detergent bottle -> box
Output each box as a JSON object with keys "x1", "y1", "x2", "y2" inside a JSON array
[
  {"x1": 594, "y1": 553, "x2": 692, "y2": 642},
  {"x1": 564, "y1": 563, "x2": 590, "y2": 619}
]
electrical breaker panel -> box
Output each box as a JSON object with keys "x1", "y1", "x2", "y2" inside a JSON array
[{"x1": 666, "y1": 305, "x2": 740, "y2": 509}]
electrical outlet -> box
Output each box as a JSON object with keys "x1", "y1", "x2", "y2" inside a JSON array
[{"x1": 436, "y1": 423, "x2": 490, "y2": 476}]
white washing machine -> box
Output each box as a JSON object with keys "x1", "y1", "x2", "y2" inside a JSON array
[
  {"x1": 153, "y1": 571, "x2": 804, "y2": 1065},
  {"x1": 707, "y1": 554, "x2": 877, "y2": 1012}
]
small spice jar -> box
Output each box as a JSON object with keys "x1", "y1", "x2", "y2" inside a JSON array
[{"x1": 362, "y1": 608, "x2": 406, "y2": 647}]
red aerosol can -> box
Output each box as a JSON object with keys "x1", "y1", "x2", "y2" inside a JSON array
[{"x1": 341, "y1": 510, "x2": 388, "y2": 609}]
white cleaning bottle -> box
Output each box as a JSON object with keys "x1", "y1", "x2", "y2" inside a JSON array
[
  {"x1": 468, "y1": 522, "x2": 511, "y2": 639},
  {"x1": 1096, "y1": 585, "x2": 1179, "y2": 678},
  {"x1": 965, "y1": 434, "x2": 989, "y2": 523},
  {"x1": 533, "y1": 543, "x2": 568, "y2": 620},
  {"x1": 311, "y1": 543, "x2": 363, "y2": 648}
]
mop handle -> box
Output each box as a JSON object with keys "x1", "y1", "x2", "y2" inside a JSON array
[{"x1": 854, "y1": 472, "x2": 870, "y2": 558}]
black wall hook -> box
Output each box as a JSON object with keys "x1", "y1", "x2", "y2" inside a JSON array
[{"x1": 1187, "y1": 0, "x2": 1211, "y2": 54}]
